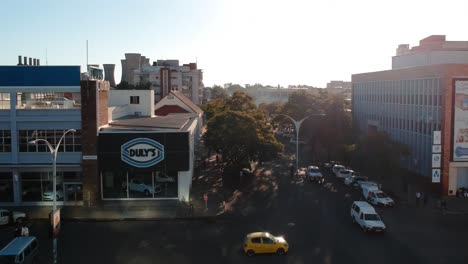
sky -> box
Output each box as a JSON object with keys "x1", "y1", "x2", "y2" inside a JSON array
[{"x1": 1, "y1": 0, "x2": 468, "y2": 88}]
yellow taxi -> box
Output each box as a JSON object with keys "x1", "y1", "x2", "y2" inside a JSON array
[{"x1": 242, "y1": 232, "x2": 289, "y2": 256}]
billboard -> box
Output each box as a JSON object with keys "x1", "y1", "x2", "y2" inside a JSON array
[{"x1": 453, "y1": 80, "x2": 468, "y2": 161}]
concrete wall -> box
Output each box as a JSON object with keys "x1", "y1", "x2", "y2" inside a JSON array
[
  {"x1": 108, "y1": 89, "x2": 155, "y2": 117},
  {"x1": 393, "y1": 51, "x2": 468, "y2": 69}
]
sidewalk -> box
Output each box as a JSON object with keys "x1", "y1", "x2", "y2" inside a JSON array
[{"x1": 4, "y1": 200, "x2": 179, "y2": 221}]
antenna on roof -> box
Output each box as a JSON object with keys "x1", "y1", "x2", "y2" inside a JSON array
[{"x1": 86, "y1": 40, "x2": 89, "y2": 75}]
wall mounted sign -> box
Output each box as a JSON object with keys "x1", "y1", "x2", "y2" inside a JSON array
[{"x1": 121, "y1": 138, "x2": 164, "y2": 168}]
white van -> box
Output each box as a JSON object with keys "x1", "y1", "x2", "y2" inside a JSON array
[
  {"x1": 0, "y1": 237, "x2": 39, "y2": 264},
  {"x1": 350, "y1": 201, "x2": 386, "y2": 233}
]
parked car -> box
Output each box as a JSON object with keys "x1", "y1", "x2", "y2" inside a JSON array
[
  {"x1": 350, "y1": 201, "x2": 386, "y2": 233},
  {"x1": 337, "y1": 169, "x2": 359, "y2": 179},
  {"x1": 242, "y1": 232, "x2": 289, "y2": 256},
  {"x1": 362, "y1": 186, "x2": 395, "y2": 207},
  {"x1": 356, "y1": 180, "x2": 379, "y2": 190},
  {"x1": 323, "y1": 161, "x2": 337, "y2": 169},
  {"x1": 127, "y1": 179, "x2": 161, "y2": 196},
  {"x1": 0, "y1": 209, "x2": 26, "y2": 225},
  {"x1": 344, "y1": 176, "x2": 368, "y2": 186},
  {"x1": 307, "y1": 166, "x2": 324, "y2": 183},
  {"x1": 155, "y1": 174, "x2": 175, "y2": 183},
  {"x1": 42, "y1": 185, "x2": 64, "y2": 201},
  {"x1": 332, "y1": 164, "x2": 346, "y2": 176}
]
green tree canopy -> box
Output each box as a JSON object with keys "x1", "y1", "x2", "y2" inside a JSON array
[
  {"x1": 210, "y1": 85, "x2": 228, "y2": 100},
  {"x1": 203, "y1": 92, "x2": 282, "y2": 187}
]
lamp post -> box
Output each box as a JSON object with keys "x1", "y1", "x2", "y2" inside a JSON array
[
  {"x1": 29, "y1": 128, "x2": 76, "y2": 264},
  {"x1": 273, "y1": 114, "x2": 325, "y2": 172}
]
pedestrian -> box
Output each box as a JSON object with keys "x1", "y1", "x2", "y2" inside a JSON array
[
  {"x1": 189, "y1": 201, "x2": 194, "y2": 217},
  {"x1": 440, "y1": 198, "x2": 448, "y2": 215},
  {"x1": 216, "y1": 154, "x2": 219, "y2": 165},
  {"x1": 423, "y1": 192, "x2": 428, "y2": 207},
  {"x1": 415, "y1": 192, "x2": 421, "y2": 207},
  {"x1": 203, "y1": 158, "x2": 207, "y2": 170},
  {"x1": 21, "y1": 225, "x2": 29, "y2": 237},
  {"x1": 289, "y1": 164, "x2": 294, "y2": 178}
]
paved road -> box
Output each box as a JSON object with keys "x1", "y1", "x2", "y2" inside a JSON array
[{"x1": 1, "y1": 164, "x2": 468, "y2": 264}]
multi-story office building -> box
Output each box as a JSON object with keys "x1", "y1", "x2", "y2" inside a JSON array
[
  {"x1": 0, "y1": 65, "x2": 85, "y2": 206},
  {"x1": 352, "y1": 35, "x2": 468, "y2": 195},
  {"x1": 120, "y1": 53, "x2": 204, "y2": 105}
]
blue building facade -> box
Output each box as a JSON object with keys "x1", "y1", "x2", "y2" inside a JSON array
[{"x1": 0, "y1": 66, "x2": 84, "y2": 206}]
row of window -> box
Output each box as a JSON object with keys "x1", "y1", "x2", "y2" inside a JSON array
[
  {"x1": 0, "y1": 130, "x2": 81, "y2": 152},
  {"x1": 353, "y1": 78, "x2": 442, "y2": 106},
  {"x1": 0, "y1": 92, "x2": 81, "y2": 110}
]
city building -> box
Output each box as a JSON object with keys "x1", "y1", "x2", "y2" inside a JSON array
[
  {"x1": 326, "y1": 80, "x2": 351, "y2": 89},
  {"x1": 0, "y1": 65, "x2": 86, "y2": 206},
  {"x1": 0, "y1": 63, "x2": 201, "y2": 207},
  {"x1": 393, "y1": 35, "x2": 468, "y2": 69},
  {"x1": 120, "y1": 53, "x2": 204, "y2": 105},
  {"x1": 352, "y1": 35, "x2": 468, "y2": 196}
]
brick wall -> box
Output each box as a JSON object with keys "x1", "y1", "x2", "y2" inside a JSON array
[{"x1": 80, "y1": 80, "x2": 109, "y2": 206}]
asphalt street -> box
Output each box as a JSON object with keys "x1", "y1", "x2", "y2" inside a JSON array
[{"x1": 1, "y1": 164, "x2": 468, "y2": 264}]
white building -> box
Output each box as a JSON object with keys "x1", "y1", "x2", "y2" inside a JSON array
[{"x1": 120, "y1": 54, "x2": 204, "y2": 105}]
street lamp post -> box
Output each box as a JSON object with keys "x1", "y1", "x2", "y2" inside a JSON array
[
  {"x1": 273, "y1": 114, "x2": 325, "y2": 172},
  {"x1": 29, "y1": 128, "x2": 76, "y2": 264}
]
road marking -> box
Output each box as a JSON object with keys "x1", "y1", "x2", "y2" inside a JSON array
[{"x1": 287, "y1": 222, "x2": 296, "y2": 227}]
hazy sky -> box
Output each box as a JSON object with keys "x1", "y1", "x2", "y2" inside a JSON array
[{"x1": 1, "y1": 0, "x2": 468, "y2": 87}]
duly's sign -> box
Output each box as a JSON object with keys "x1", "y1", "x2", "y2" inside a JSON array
[{"x1": 121, "y1": 138, "x2": 164, "y2": 168}]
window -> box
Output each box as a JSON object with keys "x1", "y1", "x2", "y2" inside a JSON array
[
  {"x1": 0, "y1": 130, "x2": 11, "y2": 152},
  {"x1": 251, "y1": 238, "x2": 261, "y2": 244},
  {"x1": 18, "y1": 130, "x2": 81, "y2": 152},
  {"x1": 0, "y1": 93, "x2": 10, "y2": 109},
  {"x1": 130, "y1": 96, "x2": 140, "y2": 104},
  {"x1": 262, "y1": 237, "x2": 275, "y2": 244},
  {"x1": 16, "y1": 92, "x2": 80, "y2": 109}
]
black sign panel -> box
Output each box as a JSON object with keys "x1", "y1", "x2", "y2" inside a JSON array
[{"x1": 98, "y1": 132, "x2": 190, "y2": 172}]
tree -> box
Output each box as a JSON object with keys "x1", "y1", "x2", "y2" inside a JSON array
[
  {"x1": 211, "y1": 85, "x2": 228, "y2": 100},
  {"x1": 203, "y1": 92, "x2": 282, "y2": 187},
  {"x1": 351, "y1": 132, "x2": 410, "y2": 179},
  {"x1": 115, "y1": 81, "x2": 151, "y2": 90}
]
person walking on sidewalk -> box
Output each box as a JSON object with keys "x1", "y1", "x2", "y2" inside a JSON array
[
  {"x1": 289, "y1": 164, "x2": 295, "y2": 178},
  {"x1": 440, "y1": 198, "x2": 448, "y2": 215},
  {"x1": 415, "y1": 192, "x2": 421, "y2": 207}
]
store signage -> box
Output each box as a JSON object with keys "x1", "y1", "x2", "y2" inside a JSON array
[
  {"x1": 433, "y1": 131, "x2": 441, "y2": 145},
  {"x1": 432, "y1": 145, "x2": 441, "y2": 153},
  {"x1": 432, "y1": 169, "x2": 441, "y2": 183},
  {"x1": 432, "y1": 154, "x2": 441, "y2": 168},
  {"x1": 453, "y1": 80, "x2": 468, "y2": 161},
  {"x1": 121, "y1": 138, "x2": 164, "y2": 168}
]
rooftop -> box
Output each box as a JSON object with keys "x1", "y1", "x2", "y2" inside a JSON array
[{"x1": 101, "y1": 113, "x2": 198, "y2": 132}]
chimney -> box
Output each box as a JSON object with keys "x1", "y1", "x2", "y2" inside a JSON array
[
  {"x1": 29, "y1": 58, "x2": 32, "y2": 66},
  {"x1": 24, "y1": 57, "x2": 28, "y2": 65},
  {"x1": 32, "y1": 59, "x2": 36, "y2": 66},
  {"x1": 37, "y1": 59, "x2": 40, "y2": 65},
  {"x1": 18, "y1": 56, "x2": 22, "y2": 65}
]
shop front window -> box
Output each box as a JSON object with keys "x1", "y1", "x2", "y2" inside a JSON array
[
  {"x1": 0, "y1": 172, "x2": 14, "y2": 202},
  {"x1": 20, "y1": 171, "x2": 82, "y2": 202},
  {"x1": 102, "y1": 170, "x2": 127, "y2": 199},
  {"x1": 102, "y1": 170, "x2": 178, "y2": 199}
]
